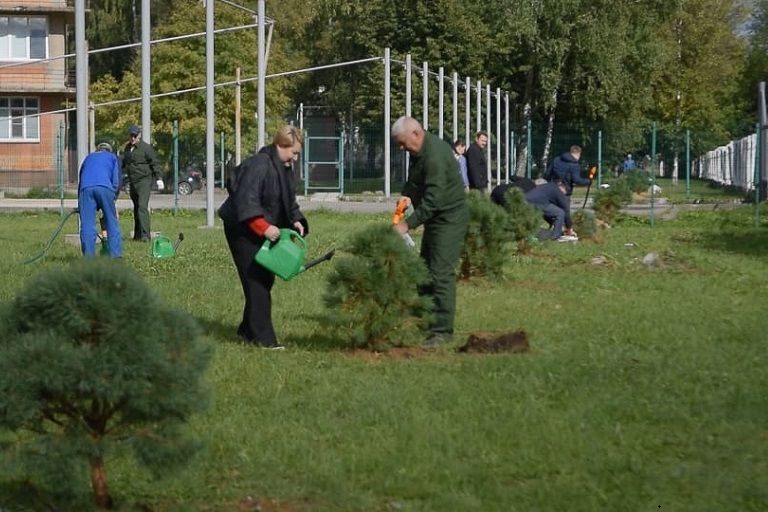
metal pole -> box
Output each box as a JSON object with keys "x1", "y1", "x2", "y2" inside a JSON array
[
  {"x1": 422, "y1": 61, "x2": 428, "y2": 130},
  {"x1": 173, "y1": 120, "x2": 179, "y2": 215},
  {"x1": 526, "y1": 119, "x2": 532, "y2": 179},
  {"x1": 475, "y1": 80, "x2": 481, "y2": 133},
  {"x1": 597, "y1": 130, "x2": 602, "y2": 186},
  {"x1": 405, "y1": 54, "x2": 412, "y2": 119},
  {"x1": 235, "y1": 67, "x2": 242, "y2": 165},
  {"x1": 88, "y1": 102, "x2": 95, "y2": 152},
  {"x1": 511, "y1": 131, "x2": 516, "y2": 178},
  {"x1": 58, "y1": 122, "x2": 64, "y2": 216},
  {"x1": 220, "y1": 131, "x2": 225, "y2": 190},
  {"x1": 686, "y1": 129, "x2": 691, "y2": 199},
  {"x1": 438, "y1": 66, "x2": 444, "y2": 140},
  {"x1": 496, "y1": 88, "x2": 501, "y2": 186},
  {"x1": 257, "y1": 0, "x2": 266, "y2": 149},
  {"x1": 464, "y1": 77, "x2": 470, "y2": 145},
  {"x1": 759, "y1": 82, "x2": 767, "y2": 201},
  {"x1": 486, "y1": 84, "x2": 491, "y2": 190},
  {"x1": 141, "y1": 0, "x2": 151, "y2": 143},
  {"x1": 404, "y1": 55, "x2": 412, "y2": 183},
  {"x1": 75, "y1": 0, "x2": 88, "y2": 171},
  {"x1": 452, "y1": 72, "x2": 458, "y2": 142},
  {"x1": 505, "y1": 94, "x2": 509, "y2": 182},
  {"x1": 651, "y1": 122, "x2": 657, "y2": 227},
  {"x1": 205, "y1": 0, "x2": 215, "y2": 227},
  {"x1": 384, "y1": 48, "x2": 391, "y2": 198},
  {"x1": 755, "y1": 122, "x2": 761, "y2": 227}
]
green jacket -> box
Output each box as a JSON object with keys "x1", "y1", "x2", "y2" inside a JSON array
[
  {"x1": 402, "y1": 131, "x2": 467, "y2": 229},
  {"x1": 122, "y1": 140, "x2": 158, "y2": 181}
]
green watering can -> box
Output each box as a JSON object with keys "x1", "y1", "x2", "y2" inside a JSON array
[
  {"x1": 255, "y1": 228, "x2": 335, "y2": 281},
  {"x1": 152, "y1": 233, "x2": 184, "y2": 258}
]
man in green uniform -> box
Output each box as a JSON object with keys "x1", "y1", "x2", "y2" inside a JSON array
[
  {"x1": 122, "y1": 125, "x2": 160, "y2": 241},
  {"x1": 392, "y1": 116, "x2": 469, "y2": 347}
]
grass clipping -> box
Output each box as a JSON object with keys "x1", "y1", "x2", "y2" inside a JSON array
[{"x1": 323, "y1": 224, "x2": 433, "y2": 351}]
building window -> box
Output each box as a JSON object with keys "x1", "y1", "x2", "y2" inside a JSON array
[
  {"x1": 0, "y1": 97, "x2": 40, "y2": 141},
  {"x1": 0, "y1": 16, "x2": 48, "y2": 60}
]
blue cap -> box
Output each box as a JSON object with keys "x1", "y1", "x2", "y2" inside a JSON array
[{"x1": 128, "y1": 125, "x2": 140, "y2": 136}]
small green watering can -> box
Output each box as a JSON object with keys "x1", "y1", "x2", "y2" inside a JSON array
[
  {"x1": 255, "y1": 228, "x2": 335, "y2": 281},
  {"x1": 99, "y1": 238, "x2": 110, "y2": 257},
  {"x1": 152, "y1": 233, "x2": 184, "y2": 258}
]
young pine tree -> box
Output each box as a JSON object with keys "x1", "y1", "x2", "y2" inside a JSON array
[
  {"x1": 0, "y1": 258, "x2": 212, "y2": 510},
  {"x1": 460, "y1": 190, "x2": 514, "y2": 279},
  {"x1": 498, "y1": 186, "x2": 542, "y2": 253},
  {"x1": 323, "y1": 223, "x2": 433, "y2": 351}
]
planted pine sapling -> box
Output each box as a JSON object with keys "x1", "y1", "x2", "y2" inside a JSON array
[{"x1": 323, "y1": 224, "x2": 433, "y2": 351}]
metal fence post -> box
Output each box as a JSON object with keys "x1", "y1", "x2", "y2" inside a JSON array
[
  {"x1": 173, "y1": 120, "x2": 179, "y2": 215},
  {"x1": 686, "y1": 129, "x2": 691, "y2": 199},
  {"x1": 58, "y1": 121, "x2": 65, "y2": 217},
  {"x1": 597, "y1": 130, "x2": 603, "y2": 186},
  {"x1": 526, "y1": 120, "x2": 532, "y2": 179},
  {"x1": 755, "y1": 122, "x2": 761, "y2": 228},
  {"x1": 220, "y1": 131, "x2": 225, "y2": 189},
  {"x1": 650, "y1": 122, "x2": 657, "y2": 228}
]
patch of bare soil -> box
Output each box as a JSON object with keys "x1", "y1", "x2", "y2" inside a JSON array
[
  {"x1": 457, "y1": 330, "x2": 530, "y2": 354},
  {"x1": 342, "y1": 330, "x2": 531, "y2": 360}
]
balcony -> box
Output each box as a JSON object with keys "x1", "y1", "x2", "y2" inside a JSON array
[{"x1": 0, "y1": 1, "x2": 90, "y2": 13}]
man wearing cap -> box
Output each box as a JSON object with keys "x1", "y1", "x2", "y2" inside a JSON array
[
  {"x1": 122, "y1": 125, "x2": 161, "y2": 241},
  {"x1": 78, "y1": 142, "x2": 123, "y2": 257}
]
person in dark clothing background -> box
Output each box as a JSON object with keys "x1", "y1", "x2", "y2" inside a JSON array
[
  {"x1": 78, "y1": 142, "x2": 123, "y2": 258},
  {"x1": 549, "y1": 145, "x2": 590, "y2": 197},
  {"x1": 525, "y1": 181, "x2": 578, "y2": 242},
  {"x1": 465, "y1": 130, "x2": 488, "y2": 191},
  {"x1": 218, "y1": 125, "x2": 309, "y2": 350},
  {"x1": 490, "y1": 176, "x2": 537, "y2": 206},
  {"x1": 391, "y1": 117, "x2": 469, "y2": 347},
  {"x1": 122, "y1": 124, "x2": 162, "y2": 241}
]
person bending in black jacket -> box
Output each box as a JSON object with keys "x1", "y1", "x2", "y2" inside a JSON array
[
  {"x1": 525, "y1": 181, "x2": 578, "y2": 242},
  {"x1": 218, "y1": 125, "x2": 309, "y2": 350}
]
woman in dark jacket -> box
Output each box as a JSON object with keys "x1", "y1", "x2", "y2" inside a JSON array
[{"x1": 218, "y1": 125, "x2": 309, "y2": 349}]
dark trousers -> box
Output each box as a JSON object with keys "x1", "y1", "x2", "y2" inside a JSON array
[
  {"x1": 223, "y1": 220, "x2": 279, "y2": 347},
  {"x1": 419, "y1": 206, "x2": 469, "y2": 338},
  {"x1": 129, "y1": 176, "x2": 152, "y2": 240},
  {"x1": 539, "y1": 204, "x2": 565, "y2": 238}
]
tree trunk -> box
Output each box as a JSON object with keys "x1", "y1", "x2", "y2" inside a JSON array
[
  {"x1": 541, "y1": 91, "x2": 558, "y2": 176},
  {"x1": 90, "y1": 455, "x2": 113, "y2": 509},
  {"x1": 515, "y1": 102, "x2": 532, "y2": 177}
]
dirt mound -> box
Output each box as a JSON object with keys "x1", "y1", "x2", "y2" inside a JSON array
[{"x1": 458, "y1": 330, "x2": 530, "y2": 354}]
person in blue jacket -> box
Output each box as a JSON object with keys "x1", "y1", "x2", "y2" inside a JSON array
[
  {"x1": 78, "y1": 142, "x2": 123, "y2": 257},
  {"x1": 550, "y1": 145, "x2": 590, "y2": 197},
  {"x1": 525, "y1": 180, "x2": 578, "y2": 242}
]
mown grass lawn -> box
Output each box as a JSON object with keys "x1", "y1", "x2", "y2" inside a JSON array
[{"x1": 1, "y1": 204, "x2": 767, "y2": 511}]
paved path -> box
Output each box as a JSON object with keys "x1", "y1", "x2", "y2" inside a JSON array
[
  {"x1": 0, "y1": 190, "x2": 397, "y2": 215},
  {"x1": 0, "y1": 190, "x2": 743, "y2": 218}
]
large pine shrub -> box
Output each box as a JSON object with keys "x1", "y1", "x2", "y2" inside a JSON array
[{"x1": 0, "y1": 258, "x2": 212, "y2": 510}]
